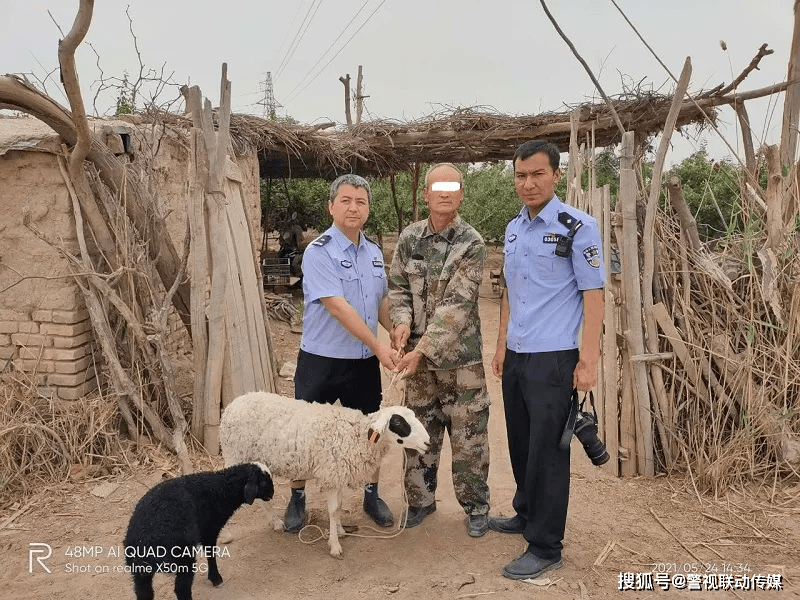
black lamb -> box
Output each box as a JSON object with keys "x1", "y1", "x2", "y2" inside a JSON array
[{"x1": 123, "y1": 462, "x2": 274, "y2": 600}]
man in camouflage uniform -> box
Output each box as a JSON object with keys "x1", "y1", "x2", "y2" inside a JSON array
[{"x1": 388, "y1": 163, "x2": 490, "y2": 538}]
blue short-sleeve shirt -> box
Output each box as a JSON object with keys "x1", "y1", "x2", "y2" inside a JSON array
[
  {"x1": 504, "y1": 196, "x2": 605, "y2": 353},
  {"x1": 300, "y1": 225, "x2": 387, "y2": 359}
]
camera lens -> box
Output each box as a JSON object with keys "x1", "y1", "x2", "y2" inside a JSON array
[{"x1": 574, "y1": 413, "x2": 610, "y2": 466}]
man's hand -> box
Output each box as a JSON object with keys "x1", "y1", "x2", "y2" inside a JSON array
[
  {"x1": 374, "y1": 342, "x2": 399, "y2": 371},
  {"x1": 491, "y1": 347, "x2": 506, "y2": 379},
  {"x1": 391, "y1": 324, "x2": 411, "y2": 352},
  {"x1": 395, "y1": 349, "x2": 422, "y2": 378},
  {"x1": 573, "y1": 359, "x2": 597, "y2": 392}
]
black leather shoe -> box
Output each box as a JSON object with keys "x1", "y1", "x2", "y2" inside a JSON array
[
  {"x1": 363, "y1": 494, "x2": 394, "y2": 527},
  {"x1": 404, "y1": 503, "x2": 436, "y2": 528},
  {"x1": 467, "y1": 514, "x2": 489, "y2": 537},
  {"x1": 502, "y1": 551, "x2": 563, "y2": 580},
  {"x1": 488, "y1": 514, "x2": 526, "y2": 534},
  {"x1": 283, "y1": 493, "x2": 306, "y2": 533}
]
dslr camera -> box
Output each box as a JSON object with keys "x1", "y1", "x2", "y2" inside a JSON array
[
  {"x1": 561, "y1": 390, "x2": 609, "y2": 466},
  {"x1": 574, "y1": 406, "x2": 609, "y2": 466}
]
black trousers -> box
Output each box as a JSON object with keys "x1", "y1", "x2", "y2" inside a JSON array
[
  {"x1": 501, "y1": 348, "x2": 578, "y2": 560},
  {"x1": 295, "y1": 349, "x2": 382, "y2": 414}
]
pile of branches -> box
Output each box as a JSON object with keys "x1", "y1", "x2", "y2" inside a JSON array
[{"x1": 652, "y1": 173, "x2": 800, "y2": 496}]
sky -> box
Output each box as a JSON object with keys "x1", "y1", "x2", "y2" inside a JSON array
[{"x1": 1, "y1": 0, "x2": 795, "y2": 165}]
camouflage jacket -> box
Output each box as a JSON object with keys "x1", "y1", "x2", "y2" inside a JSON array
[{"x1": 388, "y1": 214, "x2": 485, "y2": 370}]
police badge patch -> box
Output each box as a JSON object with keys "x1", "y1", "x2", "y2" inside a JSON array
[{"x1": 582, "y1": 245, "x2": 601, "y2": 268}]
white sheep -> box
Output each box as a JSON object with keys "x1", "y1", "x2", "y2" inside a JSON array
[{"x1": 219, "y1": 391, "x2": 430, "y2": 557}]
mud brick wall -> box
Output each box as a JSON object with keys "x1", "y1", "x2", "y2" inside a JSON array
[{"x1": 0, "y1": 307, "x2": 98, "y2": 400}]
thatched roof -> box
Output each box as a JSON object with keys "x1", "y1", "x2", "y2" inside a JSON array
[{"x1": 225, "y1": 93, "x2": 721, "y2": 179}]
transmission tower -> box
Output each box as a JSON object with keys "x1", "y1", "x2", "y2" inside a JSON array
[{"x1": 257, "y1": 72, "x2": 283, "y2": 119}]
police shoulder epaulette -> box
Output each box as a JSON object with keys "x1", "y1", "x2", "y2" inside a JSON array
[
  {"x1": 362, "y1": 232, "x2": 379, "y2": 247},
  {"x1": 557, "y1": 211, "x2": 578, "y2": 229},
  {"x1": 311, "y1": 234, "x2": 331, "y2": 247}
]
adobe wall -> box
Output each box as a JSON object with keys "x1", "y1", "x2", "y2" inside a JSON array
[
  {"x1": 0, "y1": 117, "x2": 262, "y2": 398},
  {"x1": 0, "y1": 148, "x2": 98, "y2": 398}
]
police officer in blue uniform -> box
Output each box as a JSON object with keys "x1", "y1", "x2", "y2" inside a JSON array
[
  {"x1": 489, "y1": 141, "x2": 605, "y2": 580},
  {"x1": 283, "y1": 174, "x2": 399, "y2": 533}
]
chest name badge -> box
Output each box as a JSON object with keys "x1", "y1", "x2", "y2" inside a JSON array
[
  {"x1": 543, "y1": 234, "x2": 560, "y2": 244},
  {"x1": 340, "y1": 259, "x2": 353, "y2": 268},
  {"x1": 372, "y1": 259, "x2": 383, "y2": 268}
]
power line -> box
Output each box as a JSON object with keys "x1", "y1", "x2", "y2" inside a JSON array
[
  {"x1": 274, "y1": 0, "x2": 317, "y2": 79},
  {"x1": 275, "y1": 0, "x2": 325, "y2": 81},
  {"x1": 285, "y1": 0, "x2": 374, "y2": 100},
  {"x1": 287, "y1": 0, "x2": 387, "y2": 104},
  {"x1": 273, "y1": 2, "x2": 306, "y2": 70}
]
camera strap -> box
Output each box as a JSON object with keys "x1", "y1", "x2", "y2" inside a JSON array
[
  {"x1": 558, "y1": 388, "x2": 580, "y2": 450},
  {"x1": 579, "y1": 391, "x2": 599, "y2": 422}
]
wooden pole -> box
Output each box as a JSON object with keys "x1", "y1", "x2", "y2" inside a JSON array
[
  {"x1": 355, "y1": 65, "x2": 364, "y2": 126},
  {"x1": 600, "y1": 184, "x2": 619, "y2": 476},
  {"x1": 765, "y1": 144, "x2": 785, "y2": 251},
  {"x1": 619, "y1": 131, "x2": 654, "y2": 476},
  {"x1": 339, "y1": 73, "x2": 352, "y2": 126},
  {"x1": 780, "y1": 0, "x2": 800, "y2": 167},
  {"x1": 641, "y1": 58, "x2": 691, "y2": 473}
]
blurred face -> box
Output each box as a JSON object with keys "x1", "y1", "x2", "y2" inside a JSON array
[
  {"x1": 514, "y1": 152, "x2": 561, "y2": 217},
  {"x1": 329, "y1": 184, "x2": 369, "y2": 237},
  {"x1": 424, "y1": 166, "x2": 464, "y2": 222}
]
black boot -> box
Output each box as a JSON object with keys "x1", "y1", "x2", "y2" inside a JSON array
[
  {"x1": 283, "y1": 487, "x2": 306, "y2": 533},
  {"x1": 363, "y1": 483, "x2": 393, "y2": 527}
]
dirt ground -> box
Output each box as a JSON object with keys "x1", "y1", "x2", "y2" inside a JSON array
[{"x1": 2, "y1": 249, "x2": 799, "y2": 600}]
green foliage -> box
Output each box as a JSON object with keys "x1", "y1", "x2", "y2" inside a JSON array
[
  {"x1": 556, "y1": 148, "x2": 620, "y2": 206},
  {"x1": 367, "y1": 162, "x2": 521, "y2": 243},
  {"x1": 367, "y1": 170, "x2": 425, "y2": 238},
  {"x1": 115, "y1": 72, "x2": 134, "y2": 115},
  {"x1": 261, "y1": 178, "x2": 330, "y2": 234},
  {"x1": 460, "y1": 162, "x2": 519, "y2": 242},
  {"x1": 665, "y1": 150, "x2": 743, "y2": 240},
  {"x1": 260, "y1": 147, "x2": 776, "y2": 247}
]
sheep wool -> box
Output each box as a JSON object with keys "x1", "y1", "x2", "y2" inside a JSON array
[{"x1": 219, "y1": 391, "x2": 430, "y2": 557}]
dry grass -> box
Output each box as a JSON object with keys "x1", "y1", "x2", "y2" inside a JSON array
[
  {"x1": 652, "y1": 196, "x2": 800, "y2": 497},
  {"x1": 0, "y1": 371, "x2": 122, "y2": 510}
]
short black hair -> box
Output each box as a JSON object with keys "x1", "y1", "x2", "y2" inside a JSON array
[{"x1": 512, "y1": 140, "x2": 560, "y2": 172}]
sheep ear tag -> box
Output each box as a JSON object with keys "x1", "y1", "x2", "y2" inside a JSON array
[{"x1": 368, "y1": 428, "x2": 380, "y2": 444}]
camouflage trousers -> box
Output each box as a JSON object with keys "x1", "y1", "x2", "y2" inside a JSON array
[{"x1": 403, "y1": 361, "x2": 490, "y2": 516}]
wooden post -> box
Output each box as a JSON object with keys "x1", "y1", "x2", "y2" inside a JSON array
[
  {"x1": 640, "y1": 57, "x2": 691, "y2": 473},
  {"x1": 355, "y1": 65, "x2": 364, "y2": 126},
  {"x1": 765, "y1": 144, "x2": 785, "y2": 251},
  {"x1": 600, "y1": 184, "x2": 619, "y2": 476},
  {"x1": 780, "y1": 0, "x2": 800, "y2": 167},
  {"x1": 183, "y1": 65, "x2": 275, "y2": 454},
  {"x1": 619, "y1": 130, "x2": 654, "y2": 476},
  {"x1": 339, "y1": 73, "x2": 352, "y2": 126}
]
